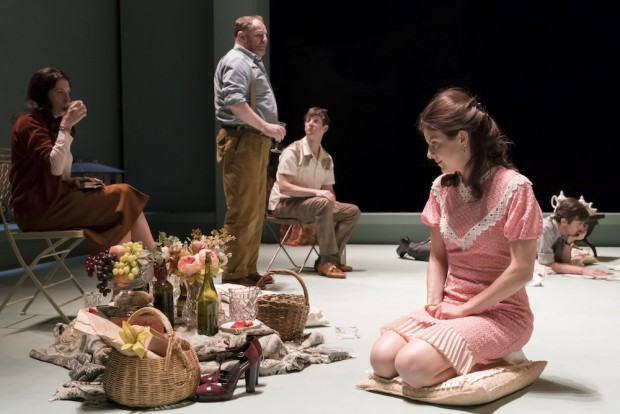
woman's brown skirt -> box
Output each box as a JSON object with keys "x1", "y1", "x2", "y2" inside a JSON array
[{"x1": 15, "y1": 183, "x2": 150, "y2": 254}]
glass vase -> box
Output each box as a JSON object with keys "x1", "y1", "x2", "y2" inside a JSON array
[
  {"x1": 109, "y1": 269, "x2": 148, "y2": 318},
  {"x1": 228, "y1": 286, "x2": 260, "y2": 323},
  {"x1": 175, "y1": 277, "x2": 186, "y2": 319},
  {"x1": 114, "y1": 288, "x2": 132, "y2": 314},
  {"x1": 197, "y1": 270, "x2": 219, "y2": 336},
  {"x1": 182, "y1": 278, "x2": 202, "y2": 331}
]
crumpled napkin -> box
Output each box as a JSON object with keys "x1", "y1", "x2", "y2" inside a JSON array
[
  {"x1": 73, "y1": 309, "x2": 162, "y2": 359},
  {"x1": 306, "y1": 306, "x2": 330, "y2": 326},
  {"x1": 526, "y1": 273, "x2": 543, "y2": 287}
]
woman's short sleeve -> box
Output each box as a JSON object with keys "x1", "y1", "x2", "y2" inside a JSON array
[
  {"x1": 504, "y1": 181, "x2": 543, "y2": 241},
  {"x1": 421, "y1": 178, "x2": 442, "y2": 227}
]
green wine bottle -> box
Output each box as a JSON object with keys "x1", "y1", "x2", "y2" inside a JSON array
[{"x1": 197, "y1": 271, "x2": 219, "y2": 336}]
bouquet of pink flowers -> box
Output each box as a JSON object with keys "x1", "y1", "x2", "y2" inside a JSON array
[{"x1": 155, "y1": 228, "x2": 235, "y2": 284}]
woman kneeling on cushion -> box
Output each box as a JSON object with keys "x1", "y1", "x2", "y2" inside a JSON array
[
  {"x1": 10, "y1": 67, "x2": 156, "y2": 254},
  {"x1": 370, "y1": 87, "x2": 543, "y2": 387}
]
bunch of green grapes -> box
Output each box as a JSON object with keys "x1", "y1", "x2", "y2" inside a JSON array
[{"x1": 112, "y1": 241, "x2": 145, "y2": 281}]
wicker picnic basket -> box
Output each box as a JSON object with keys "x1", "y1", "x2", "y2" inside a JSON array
[
  {"x1": 102, "y1": 307, "x2": 200, "y2": 407},
  {"x1": 257, "y1": 269, "x2": 309, "y2": 341}
]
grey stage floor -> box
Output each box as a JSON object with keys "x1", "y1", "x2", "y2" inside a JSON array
[{"x1": 1, "y1": 244, "x2": 619, "y2": 413}]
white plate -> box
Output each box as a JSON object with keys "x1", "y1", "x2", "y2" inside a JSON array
[{"x1": 220, "y1": 319, "x2": 261, "y2": 334}]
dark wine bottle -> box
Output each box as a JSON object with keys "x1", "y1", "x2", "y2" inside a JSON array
[{"x1": 153, "y1": 278, "x2": 175, "y2": 326}]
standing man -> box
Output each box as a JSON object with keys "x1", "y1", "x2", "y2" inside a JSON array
[
  {"x1": 214, "y1": 15, "x2": 286, "y2": 288},
  {"x1": 268, "y1": 107, "x2": 361, "y2": 279}
]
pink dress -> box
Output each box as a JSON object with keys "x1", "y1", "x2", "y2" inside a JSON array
[{"x1": 384, "y1": 167, "x2": 542, "y2": 374}]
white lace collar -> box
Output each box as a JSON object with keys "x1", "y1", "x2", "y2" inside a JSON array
[
  {"x1": 435, "y1": 171, "x2": 530, "y2": 250},
  {"x1": 457, "y1": 168, "x2": 495, "y2": 202}
]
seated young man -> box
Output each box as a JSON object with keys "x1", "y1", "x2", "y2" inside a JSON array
[
  {"x1": 268, "y1": 107, "x2": 361, "y2": 278},
  {"x1": 536, "y1": 197, "x2": 609, "y2": 277}
]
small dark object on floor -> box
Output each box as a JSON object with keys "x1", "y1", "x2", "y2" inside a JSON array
[{"x1": 396, "y1": 236, "x2": 431, "y2": 261}]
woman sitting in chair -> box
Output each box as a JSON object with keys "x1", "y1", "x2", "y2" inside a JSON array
[{"x1": 9, "y1": 67, "x2": 155, "y2": 254}]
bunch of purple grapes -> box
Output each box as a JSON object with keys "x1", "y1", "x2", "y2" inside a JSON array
[
  {"x1": 85, "y1": 250, "x2": 118, "y2": 296},
  {"x1": 153, "y1": 262, "x2": 166, "y2": 283}
]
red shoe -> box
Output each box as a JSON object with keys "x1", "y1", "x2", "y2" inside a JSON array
[
  {"x1": 195, "y1": 337, "x2": 261, "y2": 401},
  {"x1": 199, "y1": 336, "x2": 262, "y2": 386}
]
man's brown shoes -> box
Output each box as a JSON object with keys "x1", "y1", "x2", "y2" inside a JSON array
[
  {"x1": 316, "y1": 261, "x2": 346, "y2": 279},
  {"x1": 249, "y1": 272, "x2": 274, "y2": 285},
  {"x1": 336, "y1": 263, "x2": 353, "y2": 272},
  {"x1": 314, "y1": 258, "x2": 352, "y2": 273},
  {"x1": 226, "y1": 272, "x2": 274, "y2": 289}
]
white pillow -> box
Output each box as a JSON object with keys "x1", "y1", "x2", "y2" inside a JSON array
[{"x1": 356, "y1": 360, "x2": 547, "y2": 406}]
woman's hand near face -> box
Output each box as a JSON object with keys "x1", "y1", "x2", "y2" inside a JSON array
[{"x1": 60, "y1": 100, "x2": 87, "y2": 130}]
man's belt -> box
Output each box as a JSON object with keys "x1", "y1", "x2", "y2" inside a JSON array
[{"x1": 221, "y1": 124, "x2": 267, "y2": 137}]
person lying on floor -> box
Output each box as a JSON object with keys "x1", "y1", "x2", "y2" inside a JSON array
[
  {"x1": 536, "y1": 197, "x2": 610, "y2": 277},
  {"x1": 396, "y1": 236, "x2": 431, "y2": 261}
]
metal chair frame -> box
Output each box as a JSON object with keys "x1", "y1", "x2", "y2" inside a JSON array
[
  {"x1": 0, "y1": 148, "x2": 85, "y2": 323},
  {"x1": 263, "y1": 214, "x2": 319, "y2": 273}
]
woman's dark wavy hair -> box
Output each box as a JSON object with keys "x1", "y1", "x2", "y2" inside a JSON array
[
  {"x1": 25, "y1": 67, "x2": 70, "y2": 114},
  {"x1": 15, "y1": 67, "x2": 71, "y2": 136},
  {"x1": 417, "y1": 87, "x2": 515, "y2": 200}
]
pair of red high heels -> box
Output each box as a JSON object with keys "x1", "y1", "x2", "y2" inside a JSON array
[{"x1": 195, "y1": 335, "x2": 263, "y2": 402}]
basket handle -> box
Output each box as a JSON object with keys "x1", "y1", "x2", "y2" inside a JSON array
[
  {"x1": 126, "y1": 306, "x2": 174, "y2": 333},
  {"x1": 258, "y1": 269, "x2": 309, "y2": 306},
  {"x1": 127, "y1": 307, "x2": 194, "y2": 370}
]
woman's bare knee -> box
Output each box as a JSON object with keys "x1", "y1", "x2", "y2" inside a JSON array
[
  {"x1": 369, "y1": 331, "x2": 407, "y2": 378},
  {"x1": 394, "y1": 339, "x2": 454, "y2": 388}
]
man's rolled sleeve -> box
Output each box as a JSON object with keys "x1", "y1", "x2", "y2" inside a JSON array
[
  {"x1": 536, "y1": 216, "x2": 561, "y2": 265},
  {"x1": 221, "y1": 61, "x2": 251, "y2": 107}
]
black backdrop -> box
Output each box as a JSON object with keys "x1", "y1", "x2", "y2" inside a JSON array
[{"x1": 269, "y1": 0, "x2": 618, "y2": 213}]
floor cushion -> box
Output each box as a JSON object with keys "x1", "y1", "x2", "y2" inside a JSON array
[{"x1": 356, "y1": 360, "x2": 547, "y2": 406}]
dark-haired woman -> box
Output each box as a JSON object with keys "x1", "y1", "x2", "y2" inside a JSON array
[
  {"x1": 370, "y1": 87, "x2": 543, "y2": 388},
  {"x1": 10, "y1": 67, "x2": 155, "y2": 254}
]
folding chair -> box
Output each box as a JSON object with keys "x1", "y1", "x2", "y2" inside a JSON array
[
  {"x1": 0, "y1": 148, "x2": 86, "y2": 323},
  {"x1": 263, "y1": 213, "x2": 319, "y2": 273}
]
